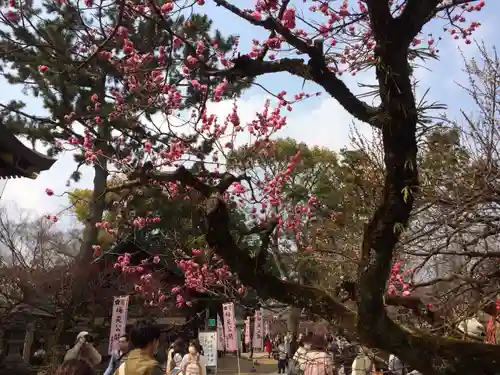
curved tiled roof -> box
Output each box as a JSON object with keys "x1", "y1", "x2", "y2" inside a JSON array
[{"x1": 0, "y1": 123, "x2": 56, "y2": 179}]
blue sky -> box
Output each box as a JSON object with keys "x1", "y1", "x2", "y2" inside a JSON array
[{"x1": 1, "y1": 0, "x2": 498, "y2": 221}]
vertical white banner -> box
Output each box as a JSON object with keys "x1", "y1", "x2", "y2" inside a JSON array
[
  {"x1": 222, "y1": 302, "x2": 237, "y2": 352},
  {"x1": 217, "y1": 314, "x2": 225, "y2": 350},
  {"x1": 253, "y1": 308, "x2": 263, "y2": 349},
  {"x1": 108, "y1": 295, "x2": 129, "y2": 355},
  {"x1": 198, "y1": 332, "x2": 218, "y2": 368},
  {"x1": 264, "y1": 320, "x2": 270, "y2": 336}
]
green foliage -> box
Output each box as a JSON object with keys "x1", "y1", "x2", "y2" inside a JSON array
[
  {"x1": 229, "y1": 138, "x2": 342, "y2": 207},
  {"x1": 68, "y1": 188, "x2": 116, "y2": 246},
  {"x1": 71, "y1": 182, "x2": 255, "y2": 261},
  {"x1": 68, "y1": 188, "x2": 93, "y2": 223},
  {"x1": 0, "y1": 1, "x2": 247, "y2": 178},
  {"x1": 229, "y1": 138, "x2": 367, "y2": 287}
]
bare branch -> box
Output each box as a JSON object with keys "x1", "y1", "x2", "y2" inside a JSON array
[
  {"x1": 211, "y1": 0, "x2": 383, "y2": 128},
  {"x1": 396, "y1": 0, "x2": 482, "y2": 46}
]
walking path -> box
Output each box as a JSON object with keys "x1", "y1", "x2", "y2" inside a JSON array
[{"x1": 216, "y1": 352, "x2": 278, "y2": 375}]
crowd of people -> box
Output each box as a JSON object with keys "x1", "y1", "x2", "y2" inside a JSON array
[
  {"x1": 262, "y1": 332, "x2": 422, "y2": 375},
  {"x1": 51, "y1": 322, "x2": 423, "y2": 375},
  {"x1": 55, "y1": 319, "x2": 206, "y2": 375}
]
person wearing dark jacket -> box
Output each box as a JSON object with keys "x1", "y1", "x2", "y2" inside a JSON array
[
  {"x1": 103, "y1": 334, "x2": 130, "y2": 375},
  {"x1": 289, "y1": 334, "x2": 299, "y2": 360}
]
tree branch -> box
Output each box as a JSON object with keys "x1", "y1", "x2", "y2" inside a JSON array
[
  {"x1": 208, "y1": 56, "x2": 309, "y2": 80},
  {"x1": 211, "y1": 0, "x2": 383, "y2": 129},
  {"x1": 213, "y1": 171, "x2": 250, "y2": 193},
  {"x1": 210, "y1": 55, "x2": 382, "y2": 128},
  {"x1": 204, "y1": 195, "x2": 356, "y2": 327},
  {"x1": 396, "y1": 0, "x2": 481, "y2": 47},
  {"x1": 396, "y1": 0, "x2": 441, "y2": 46},
  {"x1": 364, "y1": 0, "x2": 394, "y2": 41},
  {"x1": 113, "y1": 166, "x2": 249, "y2": 196},
  {"x1": 255, "y1": 218, "x2": 278, "y2": 268}
]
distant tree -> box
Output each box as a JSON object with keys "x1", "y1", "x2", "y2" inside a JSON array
[
  {"x1": 0, "y1": 204, "x2": 120, "y2": 364},
  {"x1": 397, "y1": 45, "x2": 500, "y2": 325}
]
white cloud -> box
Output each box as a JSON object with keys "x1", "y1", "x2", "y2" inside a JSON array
[
  {"x1": 1, "y1": 152, "x2": 94, "y2": 222},
  {"x1": 1, "y1": 91, "x2": 376, "y2": 217},
  {"x1": 201, "y1": 93, "x2": 376, "y2": 150}
]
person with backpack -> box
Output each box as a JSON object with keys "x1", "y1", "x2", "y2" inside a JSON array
[
  {"x1": 113, "y1": 319, "x2": 163, "y2": 375},
  {"x1": 104, "y1": 334, "x2": 130, "y2": 375},
  {"x1": 180, "y1": 339, "x2": 207, "y2": 375},
  {"x1": 277, "y1": 339, "x2": 288, "y2": 374},
  {"x1": 303, "y1": 335, "x2": 334, "y2": 375},
  {"x1": 351, "y1": 347, "x2": 372, "y2": 375},
  {"x1": 290, "y1": 339, "x2": 308, "y2": 375},
  {"x1": 338, "y1": 340, "x2": 356, "y2": 375}
]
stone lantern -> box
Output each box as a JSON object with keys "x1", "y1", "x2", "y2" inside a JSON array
[{"x1": 0, "y1": 303, "x2": 55, "y2": 375}]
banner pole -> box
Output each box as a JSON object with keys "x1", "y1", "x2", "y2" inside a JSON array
[{"x1": 236, "y1": 346, "x2": 241, "y2": 375}]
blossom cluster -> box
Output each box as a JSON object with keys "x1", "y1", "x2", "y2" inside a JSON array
[{"x1": 388, "y1": 262, "x2": 413, "y2": 297}]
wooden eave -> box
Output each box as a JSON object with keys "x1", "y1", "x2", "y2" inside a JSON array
[{"x1": 0, "y1": 123, "x2": 56, "y2": 179}]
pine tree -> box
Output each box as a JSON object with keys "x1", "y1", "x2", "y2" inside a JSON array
[{"x1": 0, "y1": 0, "x2": 247, "y2": 260}]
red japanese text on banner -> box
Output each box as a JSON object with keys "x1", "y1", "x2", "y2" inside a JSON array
[
  {"x1": 253, "y1": 308, "x2": 263, "y2": 349},
  {"x1": 222, "y1": 302, "x2": 237, "y2": 352},
  {"x1": 108, "y1": 295, "x2": 129, "y2": 355}
]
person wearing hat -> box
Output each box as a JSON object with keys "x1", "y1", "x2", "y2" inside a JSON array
[{"x1": 64, "y1": 331, "x2": 102, "y2": 367}]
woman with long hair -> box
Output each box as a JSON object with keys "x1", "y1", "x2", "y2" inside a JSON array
[
  {"x1": 55, "y1": 359, "x2": 95, "y2": 375},
  {"x1": 180, "y1": 339, "x2": 207, "y2": 375}
]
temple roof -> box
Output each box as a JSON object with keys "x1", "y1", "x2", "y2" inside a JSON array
[{"x1": 0, "y1": 123, "x2": 56, "y2": 179}]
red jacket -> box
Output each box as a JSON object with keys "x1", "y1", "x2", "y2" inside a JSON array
[{"x1": 264, "y1": 341, "x2": 272, "y2": 353}]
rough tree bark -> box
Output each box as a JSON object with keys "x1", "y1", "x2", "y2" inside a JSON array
[{"x1": 56, "y1": 85, "x2": 110, "y2": 356}]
